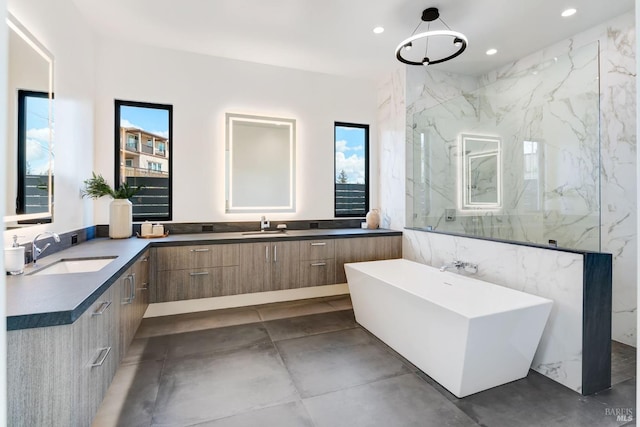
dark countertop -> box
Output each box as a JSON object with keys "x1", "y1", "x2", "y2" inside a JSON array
[{"x1": 7, "y1": 228, "x2": 402, "y2": 331}]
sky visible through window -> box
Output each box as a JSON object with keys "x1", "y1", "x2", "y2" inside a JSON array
[
  {"x1": 25, "y1": 95, "x2": 52, "y2": 175},
  {"x1": 335, "y1": 125, "x2": 365, "y2": 184},
  {"x1": 120, "y1": 105, "x2": 169, "y2": 138}
]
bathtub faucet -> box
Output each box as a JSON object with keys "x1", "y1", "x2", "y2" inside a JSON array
[
  {"x1": 440, "y1": 260, "x2": 478, "y2": 274},
  {"x1": 439, "y1": 261, "x2": 464, "y2": 272}
]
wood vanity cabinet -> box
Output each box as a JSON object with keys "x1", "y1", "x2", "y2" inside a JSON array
[
  {"x1": 7, "y1": 251, "x2": 150, "y2": 426},
  {"x1": 298, "y1": 239, "x2": 336, "y2": 287},
  {"x1": 8, "y1": 281, "x2": 120, "y2": 427},
  {"x1": 119, "y1": 251, "x2": 150, "y2": 359},
  {"x1": 335, "y1": 236, "x2": 402, "y2": 283},
  {"x1": 238, "y1": 241, "x2": 300, "y2": 292},
  {"x1": 152, "y1": 244, "x2": 240, "y2": 302}
]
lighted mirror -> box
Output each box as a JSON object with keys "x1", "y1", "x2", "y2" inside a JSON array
[
  {"x1": 225, "y1": 113, "x2": 296, "y2": 213},
  {"x1": 4, "y1": 14, "x2": 54, "y2": 227},
  {"x1": 460, "y1": 134, "x2": 501, "y2": 210}
]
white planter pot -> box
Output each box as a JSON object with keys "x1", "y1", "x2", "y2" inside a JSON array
[{"x1": 109, "y1": 199, "x2": 132, "y2": 239}]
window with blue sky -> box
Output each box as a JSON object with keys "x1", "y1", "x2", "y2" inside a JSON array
[
  {"x1": 334, "y1": 122, "x2": 369, "y2": 217},
  {"x1": 115, "y1": 100, "x2": 173, "y2": 221}
]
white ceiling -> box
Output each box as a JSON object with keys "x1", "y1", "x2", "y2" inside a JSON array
[{"x1": 71, "y1": 0, "x2": 634, "y2": 81}]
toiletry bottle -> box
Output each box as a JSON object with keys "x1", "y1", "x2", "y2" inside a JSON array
[
  {"x1": 4, "y1": 235, "x2": 25, "y2": 275},
  {"x1": 141, "y1": 221, "x2": 153, "y2": 237}
]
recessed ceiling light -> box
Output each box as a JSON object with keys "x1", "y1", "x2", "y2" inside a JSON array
[
  {"x1": 373, "y1": 26, "x2": 384, "y2": 34},
  {"x1": 486, "y1": 48, "x2": 497, "y2": 56},
  {"x1": 561, "y1": 8, "x2": 577, "y2": 17}
]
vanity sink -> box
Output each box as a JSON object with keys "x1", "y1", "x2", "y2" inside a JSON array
[
  {"x1": 29, "y1": 257, "x2": 117, "y2": 276},
  {"x1": 241, "y1": 230, "x2": 287, "y2": 236}
]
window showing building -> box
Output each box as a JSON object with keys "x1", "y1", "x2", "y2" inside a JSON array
[
  {"x1": 115, "y1": 100, "x2": 173, "y2": 221},
  {"x1": 334, "y1": 122, "x2": 369, "y2": 217}
]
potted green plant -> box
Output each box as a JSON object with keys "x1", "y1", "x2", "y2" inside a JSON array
[{"x1": 82, "y1": 172, "x2": 143, "y2": 239}]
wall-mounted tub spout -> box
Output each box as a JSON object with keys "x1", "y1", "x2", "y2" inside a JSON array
[{"x1": 440, "y1": 260, "x2": 478, "y2": 274}]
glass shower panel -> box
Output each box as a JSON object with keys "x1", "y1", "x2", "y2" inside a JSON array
[{"x1": 410, "y1": 41, "x2": 600, "y2": 251}]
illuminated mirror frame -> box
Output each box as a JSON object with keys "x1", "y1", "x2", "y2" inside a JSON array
[
  {"x1": 225, "y1": 113, "x2": 296, "y2": 213},
  {"x1": 459, "y1": 134, "x2": 502, "y2": 211},
  {"x1": 5, "y1": 14, "x2": 54, "y2": 224}
]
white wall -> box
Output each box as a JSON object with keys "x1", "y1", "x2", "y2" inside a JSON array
[
  {"x1": 1, "y1": 0, "x2": 8, "y2": 421},
  {"x1": 93, "y1": 38, "x2": 378, "y2": 225},
  {"x1": 4, "y1": 0, "x2": 96, "y2": 246}
]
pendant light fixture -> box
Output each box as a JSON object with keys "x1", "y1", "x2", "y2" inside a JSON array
[{"x1": 395, "y1": 7, "x2": 467, "y2": 66}]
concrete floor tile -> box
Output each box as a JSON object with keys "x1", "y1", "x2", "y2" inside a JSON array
[
  {"x1": 303, "y1": 374, "x2": 478, "y2": 427},
  {"x1": 191, "y1": 401, "x2": 315, "y2": 427},
  {"x1": 276, "y1": 328, "x2": 411, "y2": 398},
  {"x1": 257, "y1": 300, "x2": 337, "y2": 321},
  {"x1": 92, "y1": 360, "x2": 164, "y2": 427},
  {"x1": 151, "y1": 343, "x2": 298, "y2": 426},
  {"x1": 135, "y1": 308, "x2": 261, "y2": 338},
  {"x1": 265, "y1": 310, "x2": 356, "y2": 342},
  {"x1": 166, "y1": 323, "x2": 271, "y2": 359}
]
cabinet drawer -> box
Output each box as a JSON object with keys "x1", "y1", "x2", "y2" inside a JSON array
[
  {"x1": 155, "y1": 266, "x2": 239, "y2": 302},
  {"x1": 299, "y1": 260, "x2": 336, "y2": 287},
  {"x1": 299, "y1": 240, "x2": 335, "y2": 261},
  {"x1": 155, "y1": 244, "x2": 239, "y2": 271}
]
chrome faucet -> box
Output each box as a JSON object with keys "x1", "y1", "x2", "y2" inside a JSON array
[
  {"x1": 32, "y1": 231, "x2": 61, "y2": 265},
  {"x1": 440, "y1": 260, "x2": 464, "y2": 272},
  {"x1": 260, "y1": 216, "x2": 270, "y2": 231},
  {"x1": 440, "y1": 260, "x2": 478, "y2": 274}
]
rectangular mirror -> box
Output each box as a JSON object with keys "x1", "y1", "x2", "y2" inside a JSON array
[
  {"x1": 225, "y1": 113, "x2": 296, "y2": 213},
  {"x1": 4, "y1": 14, "x2": 54, "y2": 227},
  {"x1": 460, "y1": 134, "x2": 501, "y2": 210}
]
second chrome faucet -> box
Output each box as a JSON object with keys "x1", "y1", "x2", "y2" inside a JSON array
[{"x1": 439, "y1": 260, "x2": 478, "y2": 274}]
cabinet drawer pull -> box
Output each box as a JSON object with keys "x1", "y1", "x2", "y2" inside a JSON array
[
  {"x1": 122, "y1": 276, "x2": 133, "y2": 304},
  {"x1": 130, "y1": 273, "x2": 136, "y2": 301},
  {"x1": 311, "y1": 262, "x2": 327, "y2": 267},
  {"x1": 91, "y1": 347, "x2": 112, "y2": 368},
  {"x1": 265, "y1": 246, "x2": 269, "y2": 263},
  {"x1": 273, "y1": 245, "x2": 277, "y2": 263},
  {"x1": 310, "y1": 242, "x2": 326, "y2": 246},
  {"x1": 189, "y1": 271, "x2": 209, "y2": 276},
  {"x1": 142, "y1": 257, "x2": 149, "y2": 262},
  {"x1": 92, "y1": 301, "x2": 112, "y2": 316},
  {"x1": 190, "y1": 248, "x2": 210, "y2": 253}
]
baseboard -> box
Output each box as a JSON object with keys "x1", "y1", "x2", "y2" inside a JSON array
[{"x1": 143, "y1": 283, "x2": 350, "y2": 318}]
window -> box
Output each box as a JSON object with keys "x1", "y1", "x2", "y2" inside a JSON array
[
  {"x1": 334, "y1": 122, "x2": 369, "y2": 217},
  {"x1": 115, "y1": 100, "x2": 172, "y2": 221},
  {"x1": 17, "y1": 90, "x2": 53, "y2": 216}
]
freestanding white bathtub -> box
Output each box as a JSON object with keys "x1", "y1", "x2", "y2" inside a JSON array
[{"x1": 345, "y1": 259, "x2": 553, "y2": 398}]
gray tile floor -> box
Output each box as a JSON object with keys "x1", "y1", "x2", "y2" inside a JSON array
[{"x1": 93, "y1": 296, "x2": 636, "y2": 427}]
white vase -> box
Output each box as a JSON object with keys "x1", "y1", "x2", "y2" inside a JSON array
[
  {"x1": 109, "y1": 199, "x2": 133, "y2": 239},
  {"x1": 366, "y1": 209, "x2": 380, "y2": 229}
]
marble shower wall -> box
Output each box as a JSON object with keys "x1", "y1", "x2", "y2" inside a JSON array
[
  {"x1": 376, "y1": 66, "x2": 406, "y2": 231},
  {"x1": 400, "y1": 12, "x2": 636, "y2": 347},
  {"x1": 409, "y1": 42, "x2": 600, "y2": 250}
]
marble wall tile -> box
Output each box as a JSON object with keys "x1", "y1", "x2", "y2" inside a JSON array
[
  {"x1": 394, "y1": 12, "x2": 636, "y2": 347},
  {"x1": 403, "y1": 229, "x2": 585, "y2": 393},
  {"x1": 599, "y1": 14, "x2": 637, "y2": 346},
  {"x1": 377, "y1": 67, "x2": 406, "y2": 230}
]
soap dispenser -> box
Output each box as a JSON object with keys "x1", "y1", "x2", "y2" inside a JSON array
[{"x1": 4, "y1": 235, "x2": 25, "y2": 275}]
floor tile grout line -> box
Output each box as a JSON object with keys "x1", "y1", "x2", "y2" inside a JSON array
[{"x1": 148, "y1": 355, "x2": 169, "y2": 427}]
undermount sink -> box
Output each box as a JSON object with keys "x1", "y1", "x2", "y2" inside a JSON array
[
  {"x1": 29, "y1": 256, "x2": 117, "y2": 276},
  {"x1": 241, "y1": 230, "x2": 287, "y2": 236}
]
